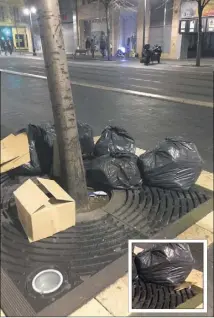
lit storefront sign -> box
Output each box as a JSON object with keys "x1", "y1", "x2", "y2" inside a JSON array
[
  {"x1": 179, "y1": 17, "x2": 208, "y2": 34},
  {"x1": 0, "y1": 27, "x2": 12, "y2": 40},
  {"x1": 180, "y1": 20, "x2": 187, "y2": 32},
  {"x1": 189, "y1": 20, "x2": 196, "y2": 32},
  {"x1": 181, "y1": 0, "x2": 214, "y2": 18},
  {"x1": 203, "y1": 0, "x2": 214, "y2": 17},
  {"x1": 207, "y1": 17, "x2": 214, "y2": 31}
]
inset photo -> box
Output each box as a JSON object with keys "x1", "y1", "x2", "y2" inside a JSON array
[{"x1": 129, "y1": 239, "x2": 207, "y2": 314}]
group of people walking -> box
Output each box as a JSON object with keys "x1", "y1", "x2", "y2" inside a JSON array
[
  {"x1": 85, "y1": 35, "x2": 112, "y2": 58},
  {"x1": 0, "y1": 38, "x2": 13, "y2": 56}
]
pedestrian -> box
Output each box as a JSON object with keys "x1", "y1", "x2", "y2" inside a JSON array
[
  {"x1": 6, "y1": 38, "x2": 13, "y2": 55},
  {"x1": 110, "y1": 43, "x2": 112, "y2": 56},
  {"x1": 100, "y1": 35, "x2": 106, "y2": 58},
  {"x1": 0, "y1": 39, "x2": 7, "y2": 56},
  {"x1": 0, "y1": 39, "x2": 4, "y2": 55},
  {"x1": 90, "y1": 38, "x2": 96, "y2": 58},
  {"x1": 85, "y1": 37, "x2": 91, "y2": 55}
]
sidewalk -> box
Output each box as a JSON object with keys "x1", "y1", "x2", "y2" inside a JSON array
[
  {"x1": 4, "y1": 52, "x2": 214, "y2": 69},
  {"x1": 0, "y1": 144, "x2": 213, "y2": 317},
  {"x1": 69, "y1": 158, "x2": 213, "y2": 317}
]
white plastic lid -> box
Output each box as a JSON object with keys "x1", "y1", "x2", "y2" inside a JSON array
[{"x1": 32, "y1": 269, "x2": 63, "y2": 294}]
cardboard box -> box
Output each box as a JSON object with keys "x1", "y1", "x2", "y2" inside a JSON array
[
  {"x1": 13, "y1": 178, "x2": 76, "y2": 242},
  {"x1": 0, "y1": 133, "x2": 30, "y2": 173}
]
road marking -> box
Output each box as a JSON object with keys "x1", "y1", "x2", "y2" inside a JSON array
[
  {"x1": 0, "y1": 68, "x2": 212, "y2": 108},
  {"x1": 130, "y1": 84, "x2": 161, "y2": 91},
  {"x1": 29, "y1": 65, "x2": 45, "y2": 69},
  {"x1": 32, "y1": 70, "x2": 46, "y2": 75},
  {"x1": 128, "y1": 77, "x2": 161, "y2": 83},
  {"x1": 0, "y1": 69, "x2": 46, "y2": 79}
]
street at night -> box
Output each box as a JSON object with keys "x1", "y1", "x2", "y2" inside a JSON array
[
  {"x1": 0, "y1": 0, "x2": 214, "y2": 315},
  {"x1": 1, "y1": 56, "x2": 213, "y2": 172}
]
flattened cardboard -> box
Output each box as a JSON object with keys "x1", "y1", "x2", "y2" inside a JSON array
[
  {"x1": 0, "y1": 134, "x2": 18, "y2": 164},
  {"x1": 0, "y1": 133, "x2": 30, "y2": 173},
  {"x1": 14, "y1": 178, "x2": 76, "y2": 242}
]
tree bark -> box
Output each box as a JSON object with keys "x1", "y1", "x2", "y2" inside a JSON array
[
  {"x1": 105, "y1": 5, "x2": 111, "y2": 60},
  {"x1": 37, "y1": 0, "x2": 89, "y2": 211},
  {"x1": 196, "y1": 3, "x2": 203, "y2": 67}
]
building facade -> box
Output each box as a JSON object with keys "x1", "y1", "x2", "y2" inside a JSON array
[
  {"x1": 1, "y1": 0, "x2": 213, "y2": 58},
  {"x1": 0, "y1": 0, "x2": 33, "y2": 52},
  {"x1": 76, "y1": 0, "x2": 214, "y2": 58},
  {"x1": 179, "y1": 0, "x2": 214, "y2": 58}
]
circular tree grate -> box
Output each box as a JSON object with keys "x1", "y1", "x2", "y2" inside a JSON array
[
  {"x1": 132, "y1": 278, "x2": 196, "y2": 309},
  {"x1": 0, "y1": 176, "x2": 209, "y2": 313}
]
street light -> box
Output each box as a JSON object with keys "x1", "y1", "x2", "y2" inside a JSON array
[
  {"x1": 23, "y1": 6, "x2": 37, "y2": 56},
  {"x1": 142, "y1": 0, "x2": 147, "y2": 50}
]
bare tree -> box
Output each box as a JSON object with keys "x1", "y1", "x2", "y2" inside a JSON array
[
  {"x1": 194, "y1": 0, "x2": 211, "y2": 66},
  {"x1": 37, "y1": 0, "x2": 89, "y2": 211},
  {"x1": 99, "y1": 0, "x2": 136, "y2": 60}
]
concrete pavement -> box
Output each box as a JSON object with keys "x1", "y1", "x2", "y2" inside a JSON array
[
  {"x1": 0, "y1": 56, "x2": 213, "y2": 104},
  {"x1": 3, "y1": 52, "x2": 214, "y2": 67}
]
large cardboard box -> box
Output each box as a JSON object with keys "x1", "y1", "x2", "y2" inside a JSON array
[
  {"x1": 13, "y1": 178, "x2": 76, "y2": 242},
  {"x1": 0, "y1": 133, "x2": 30, "y2": 173}
]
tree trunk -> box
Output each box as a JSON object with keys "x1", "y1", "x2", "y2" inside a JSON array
[
  {"x1": 37, "y1": 0, "x2": 89, "y2": 211},
  {"x1": 196, "y1": 4, "x2": 203, "y2": 67},
  {"x1": 105, "y1": 6, "x2": 111, "y2": 60}
]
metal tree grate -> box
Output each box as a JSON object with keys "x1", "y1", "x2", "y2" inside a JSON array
[
  {"x1": 0, "y1": 176, "x2": 210, "y2": 315},
  {"x1": 132, "y1": 278, "x2": 196, "y2": 309}
]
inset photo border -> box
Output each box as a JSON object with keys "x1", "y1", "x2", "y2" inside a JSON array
[{"x1": 128, "y1": 239, "x2": 207, "y2": 314}]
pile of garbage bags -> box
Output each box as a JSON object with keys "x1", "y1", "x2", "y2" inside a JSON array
[
  {"x1": 138, "y1": 137, "x2": 203, "y2": 191},
  {"x1": 133, "y1": 243, "x2": 195, "y2": 287},
  {"x1": 2, "y1": 122, "x2": 203, "y2": 191}
]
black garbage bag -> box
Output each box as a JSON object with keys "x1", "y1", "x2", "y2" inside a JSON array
[
  {"x1": 138, "y1": 137, "x2": 203, "y2": 190},
  {"x1": 94, "y1": 126, "x2": 136, "y2": 157},
  {"x1": 132, "y1": 252, "x2": 138, "y2": 281},
  {"x1": 77, "y1": 122, "x2": 94, "y2": 157},
  {"x1": 134, "y1": 243, "x2": 194, "y2": 287},
  {"x1": 85, "y1": 153, "x2": 142, "y2": 190},
  {"x1": 9, "y1": 123, "x2": 56, "y2": 176}
]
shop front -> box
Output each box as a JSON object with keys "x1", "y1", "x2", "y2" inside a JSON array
[
  {"x1": 179, "y1": 0, "x2": 214, "y2": 58},
  {"x1": 12, "y1": 27, "x2": 29, "y2": 51},
  {"x1": 0, "y1": 26, "x2": 13, "y2": 44},
  {"x1": 0, "y1": 26, "x2": 29, "y2": 51}
]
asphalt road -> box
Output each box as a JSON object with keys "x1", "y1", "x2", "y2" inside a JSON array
[
  {"x1": 0, "y1": 56, "x2": 213, "y2": 172},
  {"x1": 0, "y1": 56, "x2": 213, "y2": 103}
]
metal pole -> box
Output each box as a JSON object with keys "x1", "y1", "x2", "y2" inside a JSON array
[
  {"x1": 13, "y1": 7, "x2": 21, "y2": 55},
  {"x1": 142, "y1": 0, "x2": 146, "y2": 49},
  {"x1": 29, "y1": 11, "x2": 37, "y2": 56},
  {"x1": 75, "y1": 0, "x2": 80, "y2": 48},
  {"x1": 37, "y1": 0, "x2": 89, "y2": 211},
  {"x1": 163, "y1": 0, "x2": 167, "y2": 52}
]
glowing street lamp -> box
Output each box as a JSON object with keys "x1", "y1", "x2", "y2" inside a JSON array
[{"x1": 23, "y1": 7, "x2": 37, "y2": 56}]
